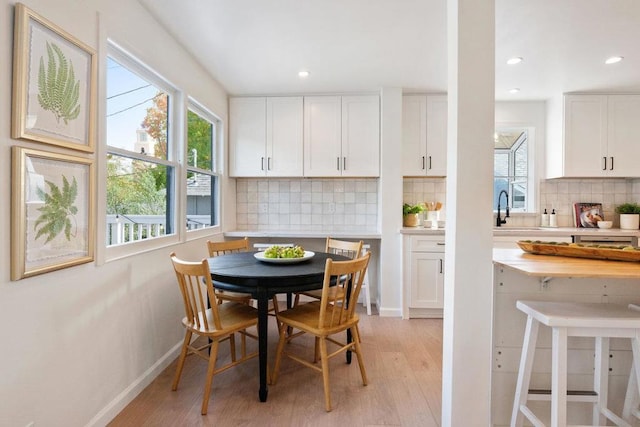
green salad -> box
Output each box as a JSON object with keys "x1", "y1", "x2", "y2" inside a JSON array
[{"x1": 263, "y1": 245, "x2": 306, "y2": 259}]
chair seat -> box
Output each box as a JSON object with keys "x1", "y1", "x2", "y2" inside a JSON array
[
  {"x1": 215, "y1": 289, "x2": 252, "y2": 304},
  {"x1": 297, "y1": 286, "x2": 344, "y2": 301},
  {"x1": 276, "y1": 301, "x2": 359, "y2": 335},
  {"x1": 183, "y1": 302, "x2": 258, "y2": 336}
]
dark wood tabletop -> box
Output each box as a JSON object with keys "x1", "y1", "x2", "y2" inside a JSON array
[
  {"x1": 208, "y1": 250, "x2": 347, "y2": 296},
  {"x1": 208, "y1": 250, "x2": 349, "y2": 402}
]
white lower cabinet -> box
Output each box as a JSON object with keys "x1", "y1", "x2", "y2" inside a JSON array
[{"x1": 403, "y1": 235, "x2": 445, "y2": 318}]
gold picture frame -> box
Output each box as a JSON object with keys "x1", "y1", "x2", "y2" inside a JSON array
[
  {"x1": 11, "y1": 3, "x2": 97, "y2": 152},
  {"x1": 11, "y1": 146, "x2": 95, "y2": 280}
]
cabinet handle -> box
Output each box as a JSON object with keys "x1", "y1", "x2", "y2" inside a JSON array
[
  {"x1": 428, "y1": 156, "x2": 432, "y2": 170},
  {"x1": 337, "y1": 157, "x2": 340, "y2": 170},
  {"x1": 602, "y1": 156, "x2": 607, "y2": 171},
  {"x1": 343, "y1": 157, "x2": 347, "y2": 171},
  {"x1": 439, "y1": 259, "x2": 443, "y2": 274},
  {"x1": 268, "y1": 157, "x2": 272, "y2": 170},
  {"x1": 261, "y1": 157, "x2": 265, "y2": 171},
  {"x1": 437, "y1": 242, "x2": 445, "y2": 246},
  {"x1": 422, "y1": 156, "x2": 425, "y2": 170},
  {"x1": 610, "y1": 156, "x2": 614, "y2": 170}
]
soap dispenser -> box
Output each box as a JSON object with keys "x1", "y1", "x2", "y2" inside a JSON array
[
  {"x1": 541, "y1": 209, "x2": 549, "y2": 227},
  {"x1": 549, "y1": 209, "x2": 557, "y2": 228}
]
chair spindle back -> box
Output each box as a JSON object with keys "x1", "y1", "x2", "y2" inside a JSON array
[
  {"x1": 319, "y1": 252, "x2": 371, "y2": 329},
  {"x1": 170, "y1": 253, "x2": 222, "y2": 332},
  {"x1": 325, "y1": 237, "x2": 363, "y2": 260},
  {"x1": 207, "y1": 237, "x2": 250, "y2": 257}
]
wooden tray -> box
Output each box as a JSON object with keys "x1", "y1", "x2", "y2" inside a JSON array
[{"x1": 517, "y1": 241, "x2": 640, "y2": 262}]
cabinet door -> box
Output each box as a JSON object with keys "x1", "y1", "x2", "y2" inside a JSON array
[
  {"x1": 409, "y1": 252, "x2": 444, "y2": 309},
  {"x1": 402, "y1": 95, "x2": 428, "y2": 176},
  {"x1": 303, "y1": 96, "x2": 342, "y2": 177},
  {"x1": 266, "y1": 97, "x2": 303, "y2": 176},
  {"x1": 341, "y1": 95, "x2": 380, "y2": 177},
  {"x1": 607, "y1": 95, "x2": 640, "y2": 177},
  {"x1": 426, "y1": 95, "x2": 447, "y2": 176},
  {"x1": 563, "y1": 95, "x2": 607, "y2": 177},
  {"x1": 229, "y1": 97, "x2": 266, "y2": 177}
]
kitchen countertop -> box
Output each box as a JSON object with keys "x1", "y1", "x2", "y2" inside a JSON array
[
  {"x1": 227, "y1": 226, "x2": 640, "y2": 240},
  {"x1": 224, "y1": 230, "x2": 382, "y2": 239},
  {"x1": 493, "y1": 247, "x2": 640, "y2": 279}
]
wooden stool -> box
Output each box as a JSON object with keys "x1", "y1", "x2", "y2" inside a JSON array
[{"x1": 511, "y1": 300, "x2": 640, "y2": 427}]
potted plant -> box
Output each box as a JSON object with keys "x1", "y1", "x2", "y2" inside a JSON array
[
  {"x1": 403, "y1": 203, "x2": 424, "y2": 227},
  {"x1": 615, "y1": 202, "x2": 640, "y2": 230}
]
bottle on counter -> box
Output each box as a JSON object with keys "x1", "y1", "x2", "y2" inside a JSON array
[
  {"x1": 541, "y1": 209, "x2": 549, "y2": 227},
  {"x1": 550, "y1": 209, "x2": 557, "y2": 227}
]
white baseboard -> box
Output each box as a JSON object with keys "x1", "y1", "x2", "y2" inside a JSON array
[
  {"x1": 378, "y1": 307, "x2": 402, "y2": 317},
  {"x1": 86, "y1": 341, "x2": 182, "y2": 427}
]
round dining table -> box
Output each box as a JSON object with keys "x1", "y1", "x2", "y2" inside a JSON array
[{"x1": 208, "y1": 250, "x2": 349, "y2": 402}]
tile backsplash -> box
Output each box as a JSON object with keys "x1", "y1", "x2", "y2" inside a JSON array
[
  {"x1": 402, "y1": 177, "x2": 640, "y2": 228},
  {"x1": 236, "y1": 177, "x2": 640, "y2": 231},
  {"x1": 539, "y1": 178, "x2": 633, "y2": 227},
  {"x1": 236, "y1": 178, "x2": 378, "y2": 231}
]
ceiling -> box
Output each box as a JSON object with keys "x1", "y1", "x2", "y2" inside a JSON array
[{"x1": 138, "y1": 0, "x2": 640, "y2": 100}]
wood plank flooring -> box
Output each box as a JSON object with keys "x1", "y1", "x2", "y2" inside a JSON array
[{"x1": 109, "y1": 307, "x2": 443, "y2": 427}]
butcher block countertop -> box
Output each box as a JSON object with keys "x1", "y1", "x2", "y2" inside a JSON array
[{"x1": 493, "y1": 248, "x2": 640, "y2": 279}]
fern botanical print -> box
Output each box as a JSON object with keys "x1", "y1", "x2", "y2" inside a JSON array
[
  {"x1": 34, "y1": 175, "x2": 79, "y2": 243},
  {"x1": 37, "y1": 41, "x2": 81, "y2": 125}
]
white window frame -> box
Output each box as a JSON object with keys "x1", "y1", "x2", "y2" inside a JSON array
[
  {"x1": 494, "y1": 125, "x2": 536, "y2": 213},
  {"x1": 104, "y1": 41, "x2": 183, "y2": 261},
  {"x1": 184, "y1": 98, "x2": 222, "y2": 240}
]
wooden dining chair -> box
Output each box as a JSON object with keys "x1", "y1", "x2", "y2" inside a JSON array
[
  {"x1": 271, "y1": 252, "x2": 371, "y2": 412},
  {"x1": 170, "y1": 252, "x2": 258, "y2": 415},
  {"x1": 292, "y1": 237, "x2": 363, "y2": 306},
  {"x1": 206, "y1": 238, "x2": 253, "y2": 305}
]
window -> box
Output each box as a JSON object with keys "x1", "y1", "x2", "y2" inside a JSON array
[
  {"x1": 106, "y1": 52, "x2": 177, "y2": 247},
  {"x1": 186, "y1": 103, "x2": 221, "y2": 230},
  {"x1": 494, "y1": 128, "x2": 531, "y2": 212}
]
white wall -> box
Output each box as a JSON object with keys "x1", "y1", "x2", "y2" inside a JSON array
[
  {"x1": 0, "y1": 1, "x2": 229, "y2": 425},
  {"x1": 378, "y1": 87, "x2": 403, "y2": 316}
]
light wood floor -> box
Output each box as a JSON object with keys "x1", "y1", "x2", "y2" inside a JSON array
[{"x1": 109, "y1": 307, "x2": 443, "y2": 427}]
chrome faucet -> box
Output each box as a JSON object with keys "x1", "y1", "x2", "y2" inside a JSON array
[{"x1": 496, "y1": 190, "x2": 510, "y2": 227}]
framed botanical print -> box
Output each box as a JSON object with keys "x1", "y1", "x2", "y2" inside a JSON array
[
  {"x1": 11, "y1": 147, "x2": 95, "y2": 280},
  {"x1": 11, "y1": 3, "x2": 97, "y2": 152}
]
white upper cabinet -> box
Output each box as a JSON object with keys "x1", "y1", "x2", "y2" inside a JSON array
[
  {"x1": 402, "y1": 94, "x2": 447, "y2": 176},
  {"x1": 549, "y1": 94, "x2": 640, "y2": 178},
  {"x1": 304, "y1": 95, "x2": 380, "y2": 177},
  {"x1": 303, "y1": 96, "x2": 342, "y2": 176},
  {"x1": 229, "y1": 97, "x2": 303, "y2": 177},
  {"x1": 607, "y1": 95, "x2": 640, "y2": 177},
  {"x1": 341, "y1": 95, "x2": 380, "y2": 177},
  {"x1": 561, "y1": 95, "x2": 607, "y2": 177}
]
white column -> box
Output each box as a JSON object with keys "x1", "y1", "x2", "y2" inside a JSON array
[
  {"x1": 442, "y1": 0, "x2": 495, "y2": 425},
  {"x1": 378, "y1": 87, "x2": 403, "y2": 316}
]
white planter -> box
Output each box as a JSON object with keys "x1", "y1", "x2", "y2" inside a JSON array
[{"x1": 619, "y1": 214, "x2": 640, "y2": 230}]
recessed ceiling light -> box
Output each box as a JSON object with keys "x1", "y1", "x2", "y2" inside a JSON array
[
  {"x1": 298, "y1": 70, "x2": 310, "y2": 78},
  {"x1": 507, "y1": 57, "x2": 523, "y2": 65},
  {"x1": 605, "y1": 56, "x2": 623, "y2": 65},
  {"x1": 509, "y1": 88, "x2": 520, "y2": 94}
]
